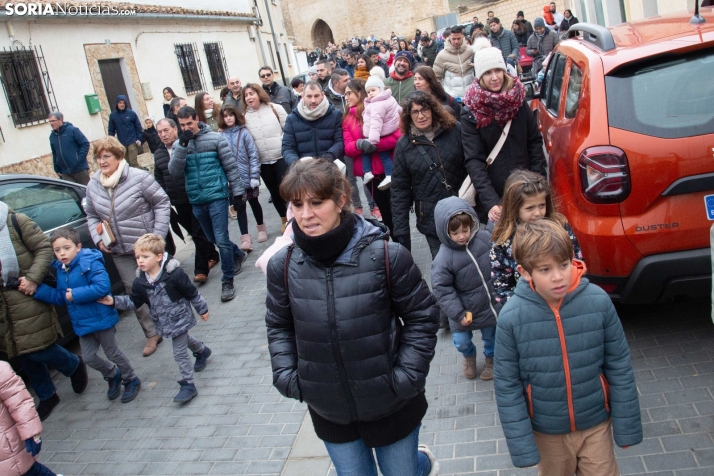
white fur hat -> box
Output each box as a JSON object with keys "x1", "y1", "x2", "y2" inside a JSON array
[
  {"x1": 369, "y1": 66, "x2": 385, "y2": 79},
  {"x1": 474, "y1": 47, "x2": 507, "y2": 80},
  {"x1": 365, "y1": 75, "x2": 385, "y2": 92}
]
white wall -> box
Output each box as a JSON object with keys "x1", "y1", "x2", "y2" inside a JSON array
[
  {"x1": 127, "y1": 0, "x2": 254, "y2": 14},
  {"x1": 0, "y1": 18, "x2": 264, "y2": 166}
]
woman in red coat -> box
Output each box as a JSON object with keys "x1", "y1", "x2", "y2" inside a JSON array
[{"x1": 342, "y1": 78, "x2": 400, "y2": 238}]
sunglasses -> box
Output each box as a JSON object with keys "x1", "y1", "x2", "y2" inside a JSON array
[{"x1": 260, "y1": 73, "x2": 272, "y2": 78}]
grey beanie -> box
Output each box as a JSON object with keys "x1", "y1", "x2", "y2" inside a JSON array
[{"x1": 534, "y1": 17, "x2": 545, "y2": 28}]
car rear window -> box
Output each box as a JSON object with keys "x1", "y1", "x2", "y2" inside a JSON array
[{"x1": 606, "y1": 49, "x2": 714, "y2": 139}]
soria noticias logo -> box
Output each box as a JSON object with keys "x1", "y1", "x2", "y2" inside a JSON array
[{"x1": 4, "y1": 2, "x2": 137, "y2": 16}]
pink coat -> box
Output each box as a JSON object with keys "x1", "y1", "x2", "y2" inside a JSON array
[
  {"x1": 362, "y1": 89, "x2": 402, "y2": 144},
  {"x1": 0, "y1": 361, "x2": 42, "y2": 476},
  {"x1": 343, "y1": 107, "x2": 401, "y2": 177}
]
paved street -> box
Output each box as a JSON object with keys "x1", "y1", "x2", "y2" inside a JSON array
[{"x1": 37, "y1": 187, "x2": 714, "y2": 476}]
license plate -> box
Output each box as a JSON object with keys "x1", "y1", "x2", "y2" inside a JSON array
[{"x1": 705, "y1": 194, "x2": 714, "y2": 220}]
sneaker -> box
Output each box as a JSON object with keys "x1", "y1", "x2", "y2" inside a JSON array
[
  {"x1": 363, "y1": 172, "x2": 374, "y2": 184},
  {"x1": 234, "y1": 251, "x2": 248, "y2": 275},
  {"x1": 121, "y1": 376, "x2": 141, "y2": 403},
  {"x1": 70, "y1": 357, "x2": 88, "y2": 394},
  {"x1": 354, "y1": 207, "x2": 363, "y2": 216},
  {"x1": 174, "y1": 379, "x2": 198, "y2": 404},
  {"x1": 370, "y1": 206, "x2": 382, "y2": 221},
  {"x1": 418, "y1": 445, "x2": 440, "y2": 476},
  {"x1": 377, "y1": 175, "x2": 392, "y2": 190},
  {"x1": 36, "y1": 393, "x2": 60, "y2": 421},
  {"x1": 193, "y1": 345, "x2": 212, "y2": 372},
  {"x1": 105, "y1": 369, "x2": 123, "y2": 400},
  {"x1": 228, "y1": 205, "x2": 237, "y2": 219},
  {"x1": 221, "y1": 281, "x2": 235, "y2": 302}
]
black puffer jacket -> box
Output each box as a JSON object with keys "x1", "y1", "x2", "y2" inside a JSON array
[
  {"x1": 153, "y1": 144, "x2": 188, "y2": 205},
  {"x1": 391, "y1": 123, "x2": 467, "y2": 239},
  {"x1": 266, "y1": 217, "x2": 440, "y2": 425},
  {"x1": 461, "y1": 103, "x2": 546, "y2": 223}
]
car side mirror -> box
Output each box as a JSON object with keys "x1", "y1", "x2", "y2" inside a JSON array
[{"x1": 525, "y1": 82, "x2": 539, "y2": 101}]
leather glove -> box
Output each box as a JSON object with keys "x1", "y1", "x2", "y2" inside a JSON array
[
  {"x1": 357, "y1": 139, "x2": 378, "y2": 154},
  {"x1": 25, "y1": 436, "x2": 41, "y2": 456},
  {"x1": 250, "y1": 179, "x2": 260, "y2": 189},
  {"x1": 393, "y1": 234, "x2": 411, "y2": 252},
  {"x1": 179, "y1": 129, "x2": 194, "y2": 147}
]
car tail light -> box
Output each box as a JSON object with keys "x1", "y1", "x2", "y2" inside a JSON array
[{"x1": 578, "y1": 146, "x2": 630, "y2": 204}]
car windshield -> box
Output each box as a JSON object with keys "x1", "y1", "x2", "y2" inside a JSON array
[{"x1": 606, "y1": 48, "x2": 714, "y2": 139}]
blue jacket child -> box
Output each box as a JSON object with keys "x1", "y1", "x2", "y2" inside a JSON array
[{"x1": 34, "y1": 247, "x2": 118, "y2": 336}]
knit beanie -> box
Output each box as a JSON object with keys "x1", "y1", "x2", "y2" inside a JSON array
[
  {"x1": 474, "y1": 47, "x2": 507, "y2": 80},
  {"x1": 308, "y1": 66, "x2": 318, "y2": 74},
  {"x1": 394, "y1": 50, "x2": 414, "y2": 69},
  {"x1": 534, "y1": 17, "x2": 545, "y2": 28},
  {"x1": 365, "y1": 75, "x2": 385, "y2": 92},
  {"x1": 517, "y1": 10, "x2": 524, "y2": 17},
  {"x1": 472, "y1": 36, "x2": 492, "y2": 54}
]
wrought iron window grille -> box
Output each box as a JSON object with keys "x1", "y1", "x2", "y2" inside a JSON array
[
  {"x1": 174, "y1": 43, "x2": 205, "y2": 95},
  {"x1": 204, "y1": 42, "x2": 229, "y2": 90},
  {"x1": 0, "y1": 45, "x2": 58, "y2": 128}
]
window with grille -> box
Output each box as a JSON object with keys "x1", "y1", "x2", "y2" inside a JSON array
[
  {"x1": 174, "y1": 43, "x2": 205, "y2": 95},
  {"x1": 0, "y1": 46, "x2": 58, "y2": 127},
  {"x1": 204, "y1": 42, "x2": 229, "y2": 90}
]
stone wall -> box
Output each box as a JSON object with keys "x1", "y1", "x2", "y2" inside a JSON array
[{"x1": 459, "y1": 0, "x2": 569, "y2": 28}]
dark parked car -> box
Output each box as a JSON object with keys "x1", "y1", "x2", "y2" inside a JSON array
[{"x1": 0, "y1": 174, "x2": 125, "y2": 347}]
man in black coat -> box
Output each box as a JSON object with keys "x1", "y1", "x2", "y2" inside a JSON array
[
  {"x1": 259, "y1": 66, "x2": 299, "y2": 115},
  {"x1": 154, "y1": 118, "x2": 219, "y2": 284}
]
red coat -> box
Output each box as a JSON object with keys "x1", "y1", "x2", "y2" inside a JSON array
[{"x1": 343, "y1": 106, "x2": 401, "y2": 177}]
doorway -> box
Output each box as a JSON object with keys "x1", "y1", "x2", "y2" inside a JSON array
[
  {"x1": 312, "y1": 19, "x2": 334, "y2": 48},
  {"x1": 98, "y1": 59, "x2": 130, "y2": 111}
]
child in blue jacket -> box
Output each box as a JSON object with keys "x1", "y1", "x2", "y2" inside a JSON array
[
  {"x1": 494, "y1": 220, "x2": 641, "y2": 474},
  {"x1": 32, "y1": 227, "x2": 140, "y2": 404}
]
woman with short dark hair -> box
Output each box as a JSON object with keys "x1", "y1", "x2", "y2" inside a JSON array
[
  {"x1": 265, "y1": 158, "x2": 440, "y2": 476},
  {"x1": 290, "y1": 77, "x2": 305, "y2": 97},
  {"x1": 354, "y1": 54, "x2": 374, "y2": 80}
]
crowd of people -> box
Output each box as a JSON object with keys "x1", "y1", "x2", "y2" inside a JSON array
[{"x1": 2, "y1": 4, "x2": 640, "y2": 476}]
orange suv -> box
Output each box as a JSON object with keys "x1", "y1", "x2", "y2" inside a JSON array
[{"x1": 532, "y1": 7, "x2": 714, "y2": 304}]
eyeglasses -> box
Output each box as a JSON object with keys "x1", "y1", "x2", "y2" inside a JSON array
[
  {"x1": 94, "y1": 154, "x2": 115, "y2": 163},
  {"x1": 260, "y1": 73, "x2": 272, "y2": 78},
  {"x1": 410, "y1": 108, "x2": 431, "y2": 118}
]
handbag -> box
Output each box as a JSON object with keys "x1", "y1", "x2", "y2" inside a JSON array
[
  {"x1": 97, "y1": 190, "x2": 117, "y2": 247},
  {"x1": 269, "y1": 104, "x2": 284, "y2": 132},
  {"x1": 414, "y1": 143, "x2": 454, "y2": 195},
  {"x1": 458, "y1": 119, "x2": 512, "y2": 207}
]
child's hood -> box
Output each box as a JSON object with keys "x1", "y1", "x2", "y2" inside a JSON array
[
  {"x1": 434, "y1": 196, "x2": 480, "y2": 250},
  {"x1": 135, "y1": 253, "x2": 181, "y2": 280},
  {"x1": 513, "y1": 259, "x2": 588, "y2": 307},
  {"x1": 365, "y1": 88, "x2": 395, "y2": 104},
  {"x1": 52, "y1": 247, "x2": 105, "y2": 272}
]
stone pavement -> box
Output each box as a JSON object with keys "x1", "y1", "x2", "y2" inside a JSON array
[{"x1": 37, "y1": 186, "x2": 714, "y2": 476}]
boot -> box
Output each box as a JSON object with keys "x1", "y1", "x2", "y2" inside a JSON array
[
  {"x1": 418, "y1": 444, "x2": 441, "y2": 476},
  {"x1": 480, "y1": 357, "x2": 494, "y2": 381},
  {"x1": 281, "y1": 216, "x2": 288, "y2": 233},
  {"x1": 70, "y1": 357, "x2": 88, "y2": 394},
  {"x1": 105, "y1": 368, "x2": 122, "y2": 400},
  {"x1": 121, "y1": 376, "x2": 141, "y2": 403},
  {"x1": 37, "y1": 393, "x2": 60, "y2": 421},
  {"x1": 240, "y1": 234, "x2": 253, "y2": 251},
  {"x1": 193, "y1": 345, "x2": 212, "y2": 372},
  {"x1": 174, "y1": 379, "x2": 198, "y2": 403},
  {"x1": 142, "y1": 335, "x2": 163, "y2": 357},
  {"x1": 462, "y1": 355, "x2": 477, "y2": 379},
  {"x1": 256, "y1": 223, "x2": 268, "y2": 243}
]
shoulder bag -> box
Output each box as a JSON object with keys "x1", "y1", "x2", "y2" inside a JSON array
[
  {"x1": 269, "y1": 104, "x2": 284, "y2": 132},
  {"x1": 458, "y1": 119, "x2": 512, "y2": 207},
  {"x1": 414, "y1": 142, "x2": 454, "y2": 195}
]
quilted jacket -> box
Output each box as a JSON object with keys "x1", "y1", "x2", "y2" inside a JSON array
[
  {"x1": 34, "y1": 248, "x2": 119, "y2": 337},
  {"x1": 0, "y1": 361, "x2": 43, "y2": 476},
  {"x1": 431, "y1": 197, "x2": 500, "y2": 332},
  {"x1": 282, "y1": 103, "x2": 344, "y2": 165},
  {"x1": 169, "y1": 123, "x2": 245, "y2": 204},
  {"x1": 461, "y1": 103, "x2": 546, "y2": 223},
  {"x1": 489, "y1": 27, "x2": 520, "y2": 59},
  {"x1": 362, "y1": 89, "x2": 402, "y2": 144},
  {"x1": 494, "y1": 262, "x2": 642, "y2": 468},
  {"x1": 85, "y1": 164, "x2": 171, "y2": 256},
  {"x1": 244, "y1": 103, "x2": 287, "y2": 164},
  {"x1": 220, "y1": 125, "x2": 261, "y2": 189},
  {"x1": 265, "y1": 216, "x2": 440, "y2": 425},
  {"x1": 391, "y1": 123, "x2": 468, "y2": 239},
  {"x1": 433, "y1": 42, "x2": 475, "y2": 99},
  {"x1": 342, "y1": 107, "x2": 400, "y2": 177}
]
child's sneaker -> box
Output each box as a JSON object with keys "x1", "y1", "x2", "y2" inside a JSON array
[
  {"x1": 418, "y1": 444, "x2": 440, "y2": 475},
  {"x1": 121, "y1": 376, "x2": 141, "y2": 403},
  {"x1": 370, "y1": 206, "x2": 382, "y2": 221},
  {"x1": 194, "y1": 345, "x2": 212, "y2": 372},
  {"x1": 174, "y1": 379, "x2": 198, "y2": 404},
  {"x1": 105, "y1": 369, "x2": 122, "y2": 400},
  {"x1": 363, "y1": 172, "x2": 374, "y2": 184},
  {"x1": 378, "y1": 175, "x2": 392, "y2": 190}
]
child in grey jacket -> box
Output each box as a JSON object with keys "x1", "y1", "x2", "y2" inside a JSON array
[
  {"x1": 99, "y1": 234, "x2": 211, "y2": 404},
  {"x1": 431, "y1": 197, "x2": 500, "y2": 380}
]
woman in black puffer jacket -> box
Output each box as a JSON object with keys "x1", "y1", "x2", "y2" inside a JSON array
[
  {"x1": 265, "y1": 159, "x2": 441, "y2": 476},
  {"x1": 391, "y1": 91, "x2": 468, "y2": 259}
]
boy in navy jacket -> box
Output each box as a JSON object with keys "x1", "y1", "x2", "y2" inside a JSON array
[
  {"x1": 32, "y1": 227, "x2": 140, "y2": 403},
  {"x1": 494, "y1": 220, "x2": 641, "y2": 474}
]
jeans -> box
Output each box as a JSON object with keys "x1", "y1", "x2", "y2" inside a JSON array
[
  {"x1": 17, "y1": 344, "x2": 79, "y2": 401},
  {"x1": 453, "y1": 327, "x2": 496, "y2": 358},
  {"x1": 324, "y1": 423, "x2": 431, "y2": 476},
  {"x1": 362, "y1": 151, "x2": 393, "y2": 176},
  {"x1": 174, "y1": 203, "x2": 220, "y2": 276},
  {"x1": 192, "y1": 197, "x2": 244, "y2": 283},
  {"x1": 22, "y1": 462, "x2": 56, "y2": 476}
]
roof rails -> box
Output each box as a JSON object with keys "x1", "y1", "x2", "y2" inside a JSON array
[{"x1": 566, "y1": 23, "x2": 616, "y2": 52}]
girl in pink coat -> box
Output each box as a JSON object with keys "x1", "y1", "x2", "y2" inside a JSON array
[
  {"x1": 362, "y1": 74, "x2": 402, "y2": 190},
  {"x1": 0, "y1": 361, "x2": 59, "y2": 476}
]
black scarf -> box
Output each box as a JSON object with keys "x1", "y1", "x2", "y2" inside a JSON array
[{"x1": 292, "y1": 212, "x2": 355, "y2": 266}]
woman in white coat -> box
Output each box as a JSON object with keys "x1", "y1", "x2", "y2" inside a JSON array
[{"x1": 242, "y1": 83, "x2": 289, "y2": 230}]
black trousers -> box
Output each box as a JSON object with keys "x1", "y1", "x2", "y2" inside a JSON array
[
  {"x1": 174, "y1": 203, "x2": 220, "y2": 275},
  {"x1": 425, "y1": 233, "x2": 449, "y2": 328},
  {"x1": 366, "y1": 173, "x2": 394, "y2": 240},
  {"x1": 260, "y1": 160, "x2": 288, "y2": 218}
]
